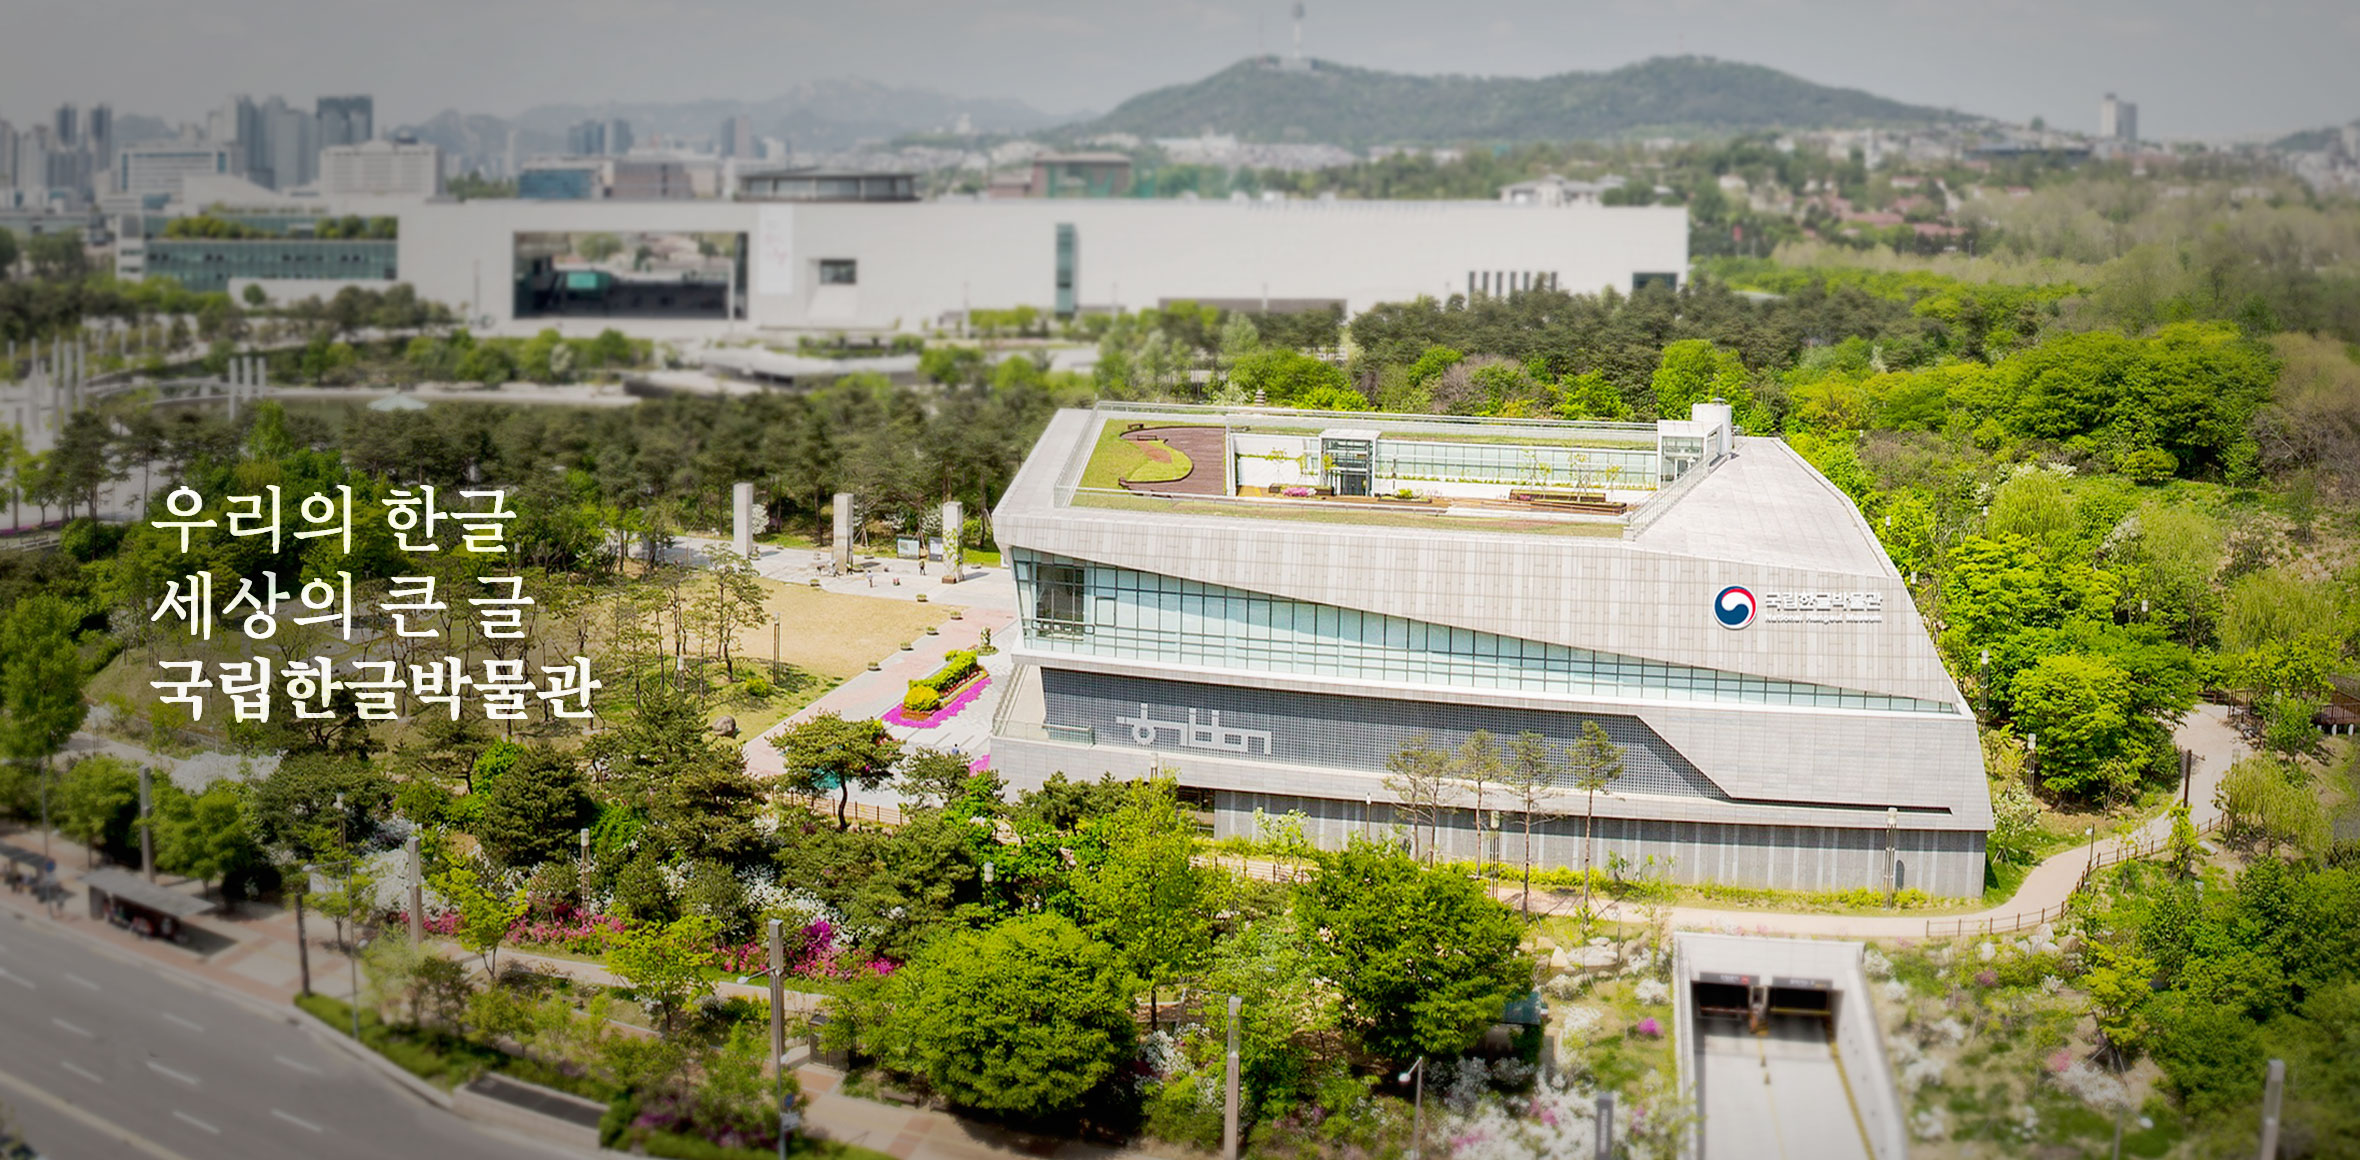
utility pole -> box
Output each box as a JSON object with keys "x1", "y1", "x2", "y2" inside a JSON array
[
  {"x1": 2258, "y1": 1059, "x2": 2284, "y2": 1160},
  {"x1": 405, "y1": 833, "x2": 424, "y2": 946},
  {"x1": 140, "y1": 767, "x2": 155, "y2": 882},
  {"x1": 578, "y1": 827, "x2": 592, "y2": 914},
  {"x1": 768, "y1": 919, "x2": 798, "y2": 1159},
  {"x1": 294, "y1": 880, "x2": 312, "y2": 995},
  {"x1": 1222, "y1": 995, "x2": 1241, "y2": 1160},
  {"x1": 1885, "y1": 805, "x2": 1898, "y2": 906}
]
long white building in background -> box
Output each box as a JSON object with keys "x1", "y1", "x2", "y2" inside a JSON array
[{"x1": 385, "y1": 198, "x2": 1689, "y2": 332}]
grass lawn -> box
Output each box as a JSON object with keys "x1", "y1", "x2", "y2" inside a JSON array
[
  {"x1": 1071, "y1": 488, "x2": 1628, "y2": 536},
  {"x1": 1078, "y1": 420, "x2": 1205, "y2": 489},
  {"x1": 745, "y1": 575, "x2": 948, "y2": 681}
]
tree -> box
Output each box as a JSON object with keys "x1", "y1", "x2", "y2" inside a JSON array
[
  {"x1": 2082, "y1": 940, "x2": 2159, "y2": 1057},
  {"x1": 577, "y1": 233, "x2": 625, "y2": 263},
  {"x1": 1500, "y1": 731, "x2": 1558, "y2": 917},
  {"x1": 0, "y1": 226, "x2": 18, "y2": 278},
  {"x1": 1295, "y1": 840, "x2": 1531, "y2": 1064},
  {"x1": 1566, "y1": 721, "x2": 1624, "y2": 918},
  {"x1": 897, "y1": 747, "x2": 980, "y2": 810},
  {"x1": 774, "y1": 712, "x2": 903, "y2": 830},
  {"x1": 2012, "y1": 653, "x2": 2136, "y2": 799},
  {"x1": 605, "y1": 913, "x2": 718, "y2": 1036},
  {"x1": 0, "y1": 595, "x2": 88, "y2": 795},
  {"x1": 431, "y1": 864, "x2": 530, "y2": 976},
  {"x1": 1069, "y1": 779, "x2": 1217, "y2": 1032},
  {"x1": 155, "y1": 780, "x2": 263, "y2": 906},
  {"x1": 307, "y1": 840, "x2": 379, "y2": 951},
  {"x1": 52, "y1": 756, "x2": 139, "y2": 869},
  {"x1": 1229, "y1": 348, "x2": 1348, "y2": 405},
  {"x1": 475, "y1": 746, "x2": 598, "y2": 870},
  {"x1": 1651, "y1": 339, "x2": 1747, "y2": 419},
  {"x1": 1454, "y1": 730, "x2": 1504, "y2": 870},
  {"x1": 695, "y1": 550, "x2": 770, "y2": 678},
  {"x1": 25, "y1": 231, "x2": 88, "y2": 281},
  {"x1": 1383, "y1": 733, "x2": 1451, "y2": 864},
  {"x1": 874, "y1": 913, "x2": 1137, "y2": 1118}
]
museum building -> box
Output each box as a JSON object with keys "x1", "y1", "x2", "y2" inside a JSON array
[{"x1": 987, "y1": 403, "x2": 1992, "y2": 897}]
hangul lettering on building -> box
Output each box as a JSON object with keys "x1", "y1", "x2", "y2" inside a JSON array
[
  {"x1": 478, "y1": 658, "x2": 533, "y2": 720},
  {"x1": 382, "y1": 576, "x2": 446, "y2": 638},
  {"x1": 345, "y1": 660, "x2": 404, "y2": 720},
  {"x1": 225, "y1": 486, "x2": 284, "y2": 554},
  {"x1": 385, "y1": 485, "x2": 444, "y2": 551},
  {"x1": 152, "y1": 487, "x2": 218, "y2": 554},
  {"x1": 281, "y1": 657, "x2": 340, "y2": 720},
  {"x1": 221, "y1": 571, "x2": 293, "y2": 640},
  {"x1": 150, "y1": 571, "x2": 214, "y2": 640},
  {"x1": 408, "y1": 657, "x2": 472, "y2": 719},
  {"x1": 289, "y1": 571, "x2": 355, "y2": 640},
  {"x1": 216, "y1": 658, "x2": 274, "y2": 723},
  {"x1": 150, "y1": 660, "x2": 214, "y2": 722},
  {"x1": 469, "y1": 575, "x2": 534, "y2": 639},
  {"x1": 537, "y1": 656, "x2": 601, "y2": 719},
  {"x1": 454, "y1": 489, "x2": 516, "y2": 554},
  {"x1": 292, "y1": 486, "x2": 355, "y2": 555}
]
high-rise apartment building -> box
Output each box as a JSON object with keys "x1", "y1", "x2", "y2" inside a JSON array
[
  {"x1": 566, "y1": 118, "x2": 634, "y2": 157},
  {"x1": 318, "y1": 95, "x2": 373, "y2": 148},
  {"x1": 54, "y1": 104, "x2": 77, "y2": 148},
  {"x1": 2098, "y1": 93, "x2": 2139, "y2": 144},
  {"x1": 718, "y1": 115, "x2": 754, "y2": 159}
]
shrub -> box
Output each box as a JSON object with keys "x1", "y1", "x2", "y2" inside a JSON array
[{"x1": 902, "y1": 687, "x2": 941, "y2": 715}]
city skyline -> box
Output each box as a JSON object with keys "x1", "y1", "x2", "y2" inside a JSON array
[{"x1": 1, "y1": 0, "x2": 2356, "y2": 142}]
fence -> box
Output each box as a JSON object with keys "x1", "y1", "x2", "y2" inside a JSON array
[
  {"x1": 1924, "y1": 815, "x2": 2221, "y2": 939},
  {"x1": 779, "y1": 793, "x2": 904, "y2": 830}
]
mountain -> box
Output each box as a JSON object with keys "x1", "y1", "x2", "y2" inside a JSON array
[
  {"x1": 1068, "y1": 55, "x2": 1965, "y2": 146},
  {"x1": 515, "y1": 79, "x2": 1065, "y2": 151},
  {"x1": 401, "y1": 109, "x2": 561, "y2": 168}
]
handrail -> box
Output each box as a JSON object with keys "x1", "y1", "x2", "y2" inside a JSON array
[{"x1": 1924, "y1": 815, "x2": 2222, "y2": 938}]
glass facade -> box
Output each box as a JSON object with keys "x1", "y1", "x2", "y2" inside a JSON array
[
  {"x1": 143, "y1": 239, "x2": 396, "y2": 294},
  {"x1": 1013, "y1": 549, "x2": 1955, "y2": 715},
  {"x1": 1377, "y1": 439, "x2": 1656, "y2": 492}
]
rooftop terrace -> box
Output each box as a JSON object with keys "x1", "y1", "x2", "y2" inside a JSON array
[{"x1": 1061, "y1": 402, "x2": 1729, "y2": 535}]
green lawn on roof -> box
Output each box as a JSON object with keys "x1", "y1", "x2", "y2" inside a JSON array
[{"x1": 1080, "y1": 422, "x2": 1199, "y2": 489}]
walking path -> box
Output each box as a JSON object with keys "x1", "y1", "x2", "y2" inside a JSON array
[{"x1": 1494, "y1": 704, "x2": 2249, "y2": 940}]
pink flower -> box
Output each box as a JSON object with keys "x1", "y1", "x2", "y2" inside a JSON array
[{"x1": 1635, "y1": 1017, "x2": 1662, "y2": 1038}]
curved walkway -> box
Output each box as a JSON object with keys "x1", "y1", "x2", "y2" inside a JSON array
[
  {"x1": 1119, "y1": 425, "x2": 1225, "y2": 496},
  {"x1": 1545, "y1": 705, "x2": 2247, "y2": 939}
]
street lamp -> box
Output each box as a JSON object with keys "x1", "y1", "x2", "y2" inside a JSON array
[
  {"x1": 2085, "y1": 826, "x2": 2097, "y2": 879},
  {"x1": 1885, "y1": 806, "x2": 1899, "y2": 907},
  {"x1": 1398, "y1": 1058, "x2": 1426, "y2": 1159}
]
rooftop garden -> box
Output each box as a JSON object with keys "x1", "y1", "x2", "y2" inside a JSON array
[{"x1": 1077, "y1": 421, "x2": 1204, "y2": 489}]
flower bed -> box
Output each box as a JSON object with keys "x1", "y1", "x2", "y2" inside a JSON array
[
  {"x1": 883, "y1": 671, "x2": 991, "y2": 729},
  {"x1": 400, "y1": 911, "x2": 894, "y2": 980}
]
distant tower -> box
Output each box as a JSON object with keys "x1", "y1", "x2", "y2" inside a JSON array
[
  {"x1": 1292, "y1": 3, "x2": 1306, "y2": 65},
  {"x1": 2098, "y1": 93, "x2": 2119, "y2": 140}
]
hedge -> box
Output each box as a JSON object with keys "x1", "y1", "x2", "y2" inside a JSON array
[{"x1": 904, "y1": 650, "x2": 980, "y2": 711}]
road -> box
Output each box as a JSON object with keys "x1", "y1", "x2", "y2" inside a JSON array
[
  {"x1": 0, "y1": 908, "x2": 581, "y2": 1160},
  {"x1": 1696, "y1": 1014, "x2": 1870, "y2": 1160}
]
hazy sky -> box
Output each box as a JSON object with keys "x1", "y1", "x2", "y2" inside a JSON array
[{"x1": 7, "y1": 0, "x2": 2357, "y2": 140}]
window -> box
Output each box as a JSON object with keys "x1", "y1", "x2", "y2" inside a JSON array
[
  {"x1": 818, "y1": 259, "x2": 857, "y2": 285},
  {"x1": 1034, "y1": 561, "x2": 1086, "y2": 634}
]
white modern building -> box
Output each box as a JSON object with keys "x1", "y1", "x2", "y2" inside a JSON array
[
  {"x1": 986, "y1": 404, "x2": 1992, "y2": 897},
  {"x1": 115, "y1": 140, "x2": 241, "y2": 201},
  {"x1": 320, "y1": 140, "x2": 442, "y2": 197},
  {"x1": 383, "y1": 196, "x2": 1689, "y2": 332}
]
